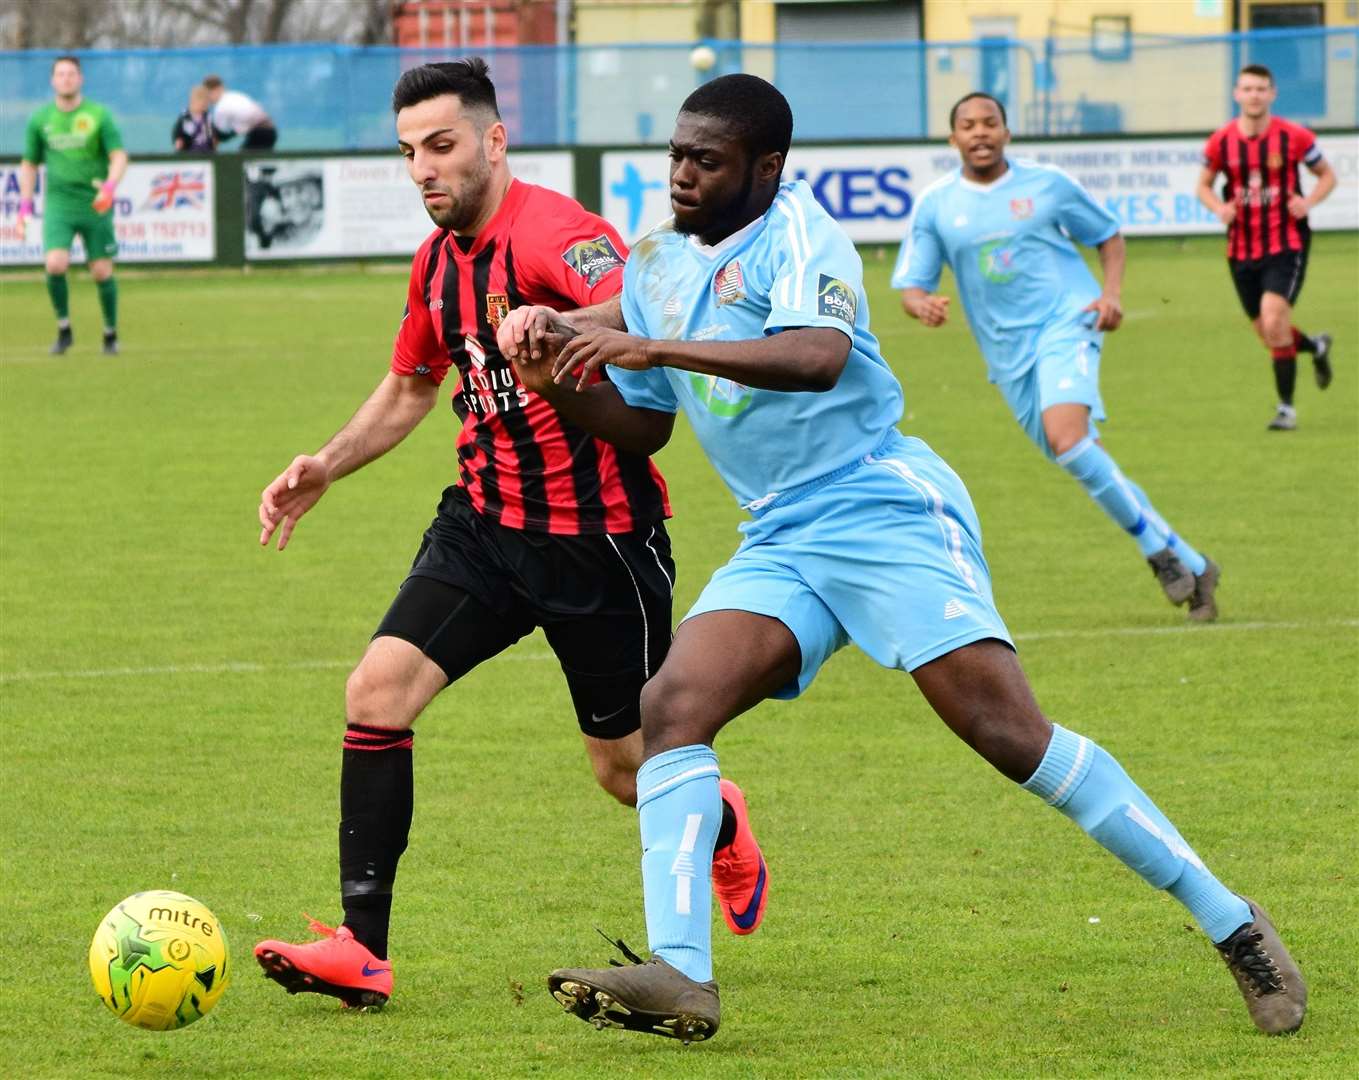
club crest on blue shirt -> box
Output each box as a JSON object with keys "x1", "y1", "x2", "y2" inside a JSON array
[
  {"x1": 817, "y1": 274, "x2": 857, "y2": 326},
  {"x1": 714, "y1": 260, "x2": 745, "y2": 305},
  {"x1": 1009, "y1": 197, "x2": 1034, "y2": 220},
  {"x1": 561, "y1": 234, "x2": 625, "y2": 286}
]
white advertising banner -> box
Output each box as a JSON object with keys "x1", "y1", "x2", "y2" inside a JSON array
[
  {"x1": 601, "y1": 135, "x2": 1358, "y2": 245},
  {"x1": 0, "y1": 161, "x2": 215, "y2": 264},
  {"x1": 244, "y1": 152, "x2": 574, "y2": 260}
]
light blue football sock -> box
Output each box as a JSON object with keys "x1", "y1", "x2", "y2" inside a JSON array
[
  {"x1": 1122, "y1": 478, "x2": 1208, "y2": 576},
  {"x1": 1056, "y1": 436, "x2": 1166, "y2": 558},
  {"x1": 1023, "y1": 724, "x2": 1251, "y2": 944},
  {"x1": 637, "y1": 744, "x2": 722, "y2": 982}
]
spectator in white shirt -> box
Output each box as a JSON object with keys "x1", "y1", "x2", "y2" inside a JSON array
[{"x1": 203, "y1": 75, "x2": 277, "y2": 150}]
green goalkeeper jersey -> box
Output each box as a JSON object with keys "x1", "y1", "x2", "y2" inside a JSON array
[{"x1": 24, "y1": 99, "x2": 124, "y2": 209}]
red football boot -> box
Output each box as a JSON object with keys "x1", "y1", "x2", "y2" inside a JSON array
[
  {"x1": 255, "y1": 915, "x2": 393, "y2": 1009},
  {"x1": 712, "y1": 779, "x2": 769, "y2": 935}
]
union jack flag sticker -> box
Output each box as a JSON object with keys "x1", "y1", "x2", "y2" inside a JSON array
[{"x1": 144, "y1": 171, "x2": 207, "y2": 211}]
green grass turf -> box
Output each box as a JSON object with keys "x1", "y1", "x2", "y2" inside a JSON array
[{"x1": 1, "y1": 233, "x2": 1356, "y2": 1078}]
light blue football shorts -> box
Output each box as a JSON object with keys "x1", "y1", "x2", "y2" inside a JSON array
[
  {"x1": 997, "y1": 317, "x2": 1107, "y2": 460},
  {"x1": 683, "y1": 430, "x2": 1013, "y2": 699}
]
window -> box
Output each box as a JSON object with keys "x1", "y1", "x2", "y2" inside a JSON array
[{"x1": 1091, "y1": 15, "x2": 1132, "y2": 62}]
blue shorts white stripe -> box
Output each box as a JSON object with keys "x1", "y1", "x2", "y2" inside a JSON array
[
  {"x1": 996, "y1": 318, "x2": 1107, "y2": 459},
  {"x1": 684, "y1": 430, "x2": 1012, "y2": 697}
]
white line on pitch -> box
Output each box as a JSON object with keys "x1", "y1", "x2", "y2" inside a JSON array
[
  {"x1": 2, "y1": 618, "x2": 1356, "y2": 684},
  {"x1": 1014, "y1": 618, "x2": 1359, "y2": 643},
  {"x1": 0, "y1": 651, "x2": 553, "y2": 684}
]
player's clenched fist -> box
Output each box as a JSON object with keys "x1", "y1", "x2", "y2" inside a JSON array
[{"x1": 258, "y1": 455, "x2": 332, "y2": 550}]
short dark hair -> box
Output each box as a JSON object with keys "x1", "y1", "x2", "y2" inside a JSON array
[
  {"x1": 949, "y1": 92, "x2": 1007, "y2": 129},
  {"x1": 392, "y1": 58, "x2": 501, "y2": 123},
  {"x1": 203, "y1": 74, "x2": 223, "y2": 90},
  {"x1": 52, "y1": 55, "x2": 80, "y2": 73},
  {"x1": 679, "y1": 73, "x2": 793, "y2": 161},
  {"x1": 1238, "y1": 63, "x2": 1274, "y2": 85}
]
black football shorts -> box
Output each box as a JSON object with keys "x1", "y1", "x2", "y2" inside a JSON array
[
  {"x1": 1229, "y1": 241, "x2": 1309, "y2": 319},
  {"x1": 373, "y1": 487, "x2": 674, "y2": 739}
]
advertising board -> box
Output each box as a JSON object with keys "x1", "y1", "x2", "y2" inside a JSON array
[
  {"x1": 1, "y1": 162, "x2": 215, "y2": 264},
  {"x1": 602, "y1": 135, "x2": 1359, "y2": 245},
  {"x1": 243, "y1": 152, "x2": 574, "y2": 260}
]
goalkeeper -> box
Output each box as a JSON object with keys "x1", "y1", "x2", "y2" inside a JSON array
[{"x1": 18, "y1": 55, "x2": 128, "y2": 356}]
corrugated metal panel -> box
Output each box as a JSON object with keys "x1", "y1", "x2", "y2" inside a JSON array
[{"x1": 775, "y1": 0, "x2": 921, "y2": 44}]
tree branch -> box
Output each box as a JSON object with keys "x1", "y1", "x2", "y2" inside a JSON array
[{"x1": 158, "y1": 0, "x2": 234, "y2": 33}]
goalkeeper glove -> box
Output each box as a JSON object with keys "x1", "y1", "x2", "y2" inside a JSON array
[{"x1": 91, "y1": 180, "x2": 116, "y2": 214}]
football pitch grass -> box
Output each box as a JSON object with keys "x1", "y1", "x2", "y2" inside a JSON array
[{"x1": 1, "y1": 234, "x2": 1356, "y2": 1078}]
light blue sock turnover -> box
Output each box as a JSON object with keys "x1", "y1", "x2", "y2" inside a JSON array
[
  {"x1": 1023, "y1": 724, "x2": 1251, "y2": 944},
  {"x1": 637, "y1": 744, "x2": 722, "y2": 982},
  {"x1": 1122, "y1": 478, "x2": 1208, "y2": 575},
  {"x1": 1056, "y1": 437, "x2": 1166, "y2": 558}
]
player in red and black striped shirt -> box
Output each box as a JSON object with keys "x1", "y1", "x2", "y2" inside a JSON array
[
  {"x1": 252, "y1": 59, "x2": 763, "y2": 1010},
  {"x1": 1197, "y1": 64, "x2": 1337, "y2": 430}
]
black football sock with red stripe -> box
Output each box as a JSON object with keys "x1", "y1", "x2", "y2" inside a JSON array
[
  {"x1": 1271, "y1": 347, "x2": 1298, "y2": 406},
  {"x1": 1291, "y1": 327, "x2": 1317, "y2": 354},
  {"x1": 339, "y1": 724, "x2": 414, "y2": 961}
]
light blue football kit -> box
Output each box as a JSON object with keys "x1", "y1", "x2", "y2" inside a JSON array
[
  {"x1": 892, "y1": 159, "x2": 1208, "y2": 575},
  {"x1": 608, "y1": 179, "x2": 1248, "y2": 984},
  {"x1": 615, "y1": 180, "x2": 1010, "y2": 694}
]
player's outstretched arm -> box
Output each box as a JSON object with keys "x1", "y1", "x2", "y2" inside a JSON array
[
  {"x1": 553, "y1": 326, "x2": 850, "y2": 394},
  {"x1": 562, "y1": 295, "x2": 626, "y2": 333},
  {"x1": 257, "y1": 371, "x2": 438, "y2": 550},
  {"x1": 497, "y1": 297, "x2": 628, "y2": 366},
  {"x1": 1195, "y1": 166, "x2": 1235, "y2": 226},
  {"x1": 900, "y1": 288, "x2": 950, "y2": 327},
  {"x1": 507, "y1": 330, "x2": 674, "y2": 455}
]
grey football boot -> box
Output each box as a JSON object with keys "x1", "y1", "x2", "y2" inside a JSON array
[
  {"x1": 1147, "y1": 548, "x2": 1195, "y2": 605},
  {"x1": 1187, "y1": 558, "x2": 1220, "y2": 622},
  {"x1": 1215, "y1": 897, "x2": 1307, "y2": 1035},
  {"x1": 549, "y1": 937, "x2": 719, "y2": 1044}
]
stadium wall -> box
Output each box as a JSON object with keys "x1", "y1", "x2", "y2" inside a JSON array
[
  {"x1": 1, "y1": 27, "x2": 1355, "y2": 153},
  {"x1": 2, "y1": 131, "x2": 1355, "y2": 269}
]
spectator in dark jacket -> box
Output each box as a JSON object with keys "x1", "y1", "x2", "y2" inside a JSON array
[{"x1": 172, "y1": 85, "x2": 216, "y2": 153}]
